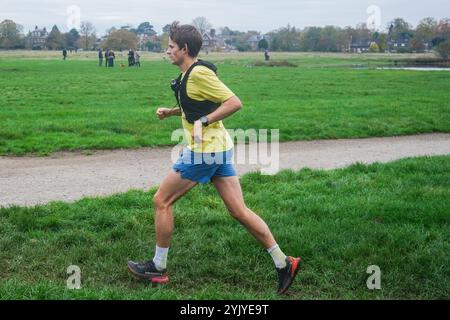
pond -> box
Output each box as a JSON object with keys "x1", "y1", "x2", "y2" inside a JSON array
[{"x1": 377, "y1": 67, "x2": 450, "y2": 71}]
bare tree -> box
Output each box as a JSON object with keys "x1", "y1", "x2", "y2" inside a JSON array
[
  {"x1": 79, "y1": 21, "x2": 96, "y2": 50},
  {"x1": 192, "y1": 17, "x2": 212, "y2": 35}
]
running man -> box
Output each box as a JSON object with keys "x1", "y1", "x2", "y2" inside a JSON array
[{"x1": 127, "y1": 22, "x2": 301, "y2": 294}]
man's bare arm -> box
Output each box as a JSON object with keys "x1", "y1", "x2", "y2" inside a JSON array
[
  {"x1": 169, "y1": 107, "x2": 182, "y2": 116},
  {"x1": 156, "y1": 107, "x2": 181, "y2": 120},
  {"x1": 192, "y1": 96, "x2": 242, "y2": 144},
  {"x1": 204, "y1": 96, "x2": 242, "y2": 124}
]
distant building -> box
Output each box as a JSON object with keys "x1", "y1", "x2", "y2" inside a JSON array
[
  {"x1": 388, "y1": 39, "x2": 411, "y2": 52},
  {"x1": 26, "y1": 26, "x2": 48, "y2": 50},
  {"x1": 423, "y1": 42, "x2": 433, "y2": 52},
  {"x1": 202, "y1": 29, "x2": 220, "y2": 51},
  {"x1": 350, "y1": 41, "x2": 371, "y2": 53},
  {"x1": 218, "y1": 36, "x2": 237, "y2": 52}
]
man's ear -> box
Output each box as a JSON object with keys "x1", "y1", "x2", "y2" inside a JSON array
[{"x1": 182, "y1": 44, "x2": 189, "y2": 54}]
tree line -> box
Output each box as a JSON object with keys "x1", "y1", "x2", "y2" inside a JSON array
[
  {"x1": 222, "y1": 17, "x2": 450, "y2": 58},
  {"x1": 0, "y1": 20, "x2": 160, "y2": 51},
  {"x1": 0, "y1": 17, "x2": 449, "y2": 58}
]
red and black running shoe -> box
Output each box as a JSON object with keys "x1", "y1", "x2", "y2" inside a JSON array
[
  {"x1": 127, "y1": 260, "x2": 169, "y2": 284},
  {"x1": 276, "y1": 256, "x2": 301, "y2": 294}
]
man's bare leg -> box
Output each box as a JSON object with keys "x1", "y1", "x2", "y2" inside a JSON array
[
  {"x1": 128, "y1": 170, "x2": 197, "y2": 282},
  {"x1": 212, "y1": 175, "x2": 301, "y2": 294},
  {"x1": 211, "y1": 175, "x2": 276, "y2": 249},
  {"x1": 153, "y1": 170, "x2": 198, "y2": 247}
]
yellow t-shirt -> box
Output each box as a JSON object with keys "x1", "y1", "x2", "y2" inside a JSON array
[{"x1": 180, "y1": 65, "x2": 235, "y2": 153}]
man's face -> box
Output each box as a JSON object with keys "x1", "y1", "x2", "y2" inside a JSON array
[{"x1": 166, "y1": 38, "x2": 188, "y2": 65}]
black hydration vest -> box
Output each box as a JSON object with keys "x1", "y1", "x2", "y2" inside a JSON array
[{"x1": 171, "y1": 60, "x2": 221, "y2": 124}]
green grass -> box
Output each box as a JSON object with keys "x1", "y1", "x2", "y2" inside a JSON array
[
  {"x1": 1, "y1": 155, "x2": 449, "y2": 299},
  {"x1": 0, "y1": 52, "x2": 449, "y2": 155}
]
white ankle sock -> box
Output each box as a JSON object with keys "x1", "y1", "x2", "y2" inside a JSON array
[
  {"x1": 153, "y1": 245, "x2": 169, "y2": 271},
  {"x1": 267, "y1": 244, "x2": 287, "y2": 269}
]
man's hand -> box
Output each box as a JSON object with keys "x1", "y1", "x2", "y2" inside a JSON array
[{"x1": 156, "y1": 108, "x2": 173, "y2": 120}]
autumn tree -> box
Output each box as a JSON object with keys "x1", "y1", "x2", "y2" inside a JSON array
[
  {"x1": 103, "y1": 29, "x2": 138, "y2": 51},
  {"x1": 0, "y1": 19, "x2": 24, "y2": 49}
]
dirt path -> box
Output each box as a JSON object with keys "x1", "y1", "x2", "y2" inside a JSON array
[{"x1": 1, "y1": 133, "x2": 449, "y2": 207}]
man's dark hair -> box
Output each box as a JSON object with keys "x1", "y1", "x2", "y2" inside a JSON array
[{"x1": 169, "y1": 21, "x2": 203, "y2": 58}]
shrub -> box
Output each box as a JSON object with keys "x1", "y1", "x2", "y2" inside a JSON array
[
  {"x1": 369, "y1": 43, "x2": 380, "y2": 53},
  {"x1": 436, "y1": 40, "x2": 450, "y2": 60}
]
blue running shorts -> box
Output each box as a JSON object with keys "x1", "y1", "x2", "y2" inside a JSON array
[{"x1": 172, "y1": 147, "x2": 237, "y2": 184}]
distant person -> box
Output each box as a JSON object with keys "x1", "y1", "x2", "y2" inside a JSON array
[
  {"x1": 128, "y1": 49, "x2": 135, "y2": 66},
  {"x1": 98, "y1": 49, "x2": 103, "y2": 67},
  {"x1": 108, "y1": 50, "x2": 115, "y2": 67},
  {"x1": 62, "y1": 49, "x2": 67, "y2": 60},
  {"x1": 104, "y1": 49, "x2": 110, "y2": 67},
  {"x1": 135, "y1": 51, "x2": 141, "y2": 67},
  {"x1": 264, "y1": 49, "x2": 270, "y2": 61}
]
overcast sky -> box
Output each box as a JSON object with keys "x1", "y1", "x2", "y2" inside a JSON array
[{"x1": 2, "y1": 0, "x2": 449, "y2": 35}]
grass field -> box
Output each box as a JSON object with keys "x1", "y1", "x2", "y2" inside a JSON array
[
  {"x1": 1, "y1": 51, "x2": 449, "y2": 300},
  {"x1": 0, "y1": 155, "x2": 449, "y2": 300},
  {"x1": 1, "y1": 51, "x2": 449, "y2": 155}
]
